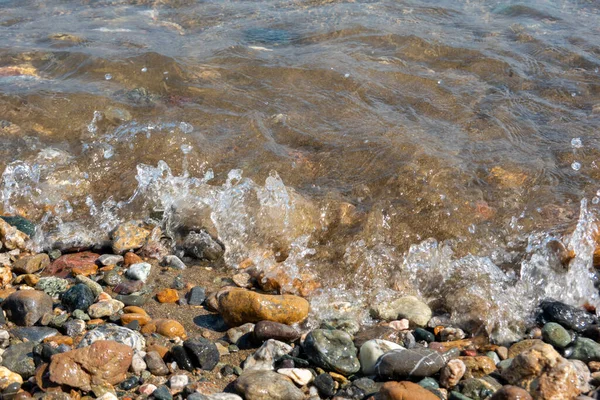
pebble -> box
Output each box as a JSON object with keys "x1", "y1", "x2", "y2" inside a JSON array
[
  {"x1": 372, "y1": 296, "x2": 432, "y2": 327},
  {"x1": 157, "y1": 288, "x2": 179, "y2": 303},
  {"x1": 458, "y1": 356, "x2": 497, "y2": 378},
  {"x1": 303, "y1": 329, "x2": 360, "y2": 376},
  {"x1": 130, "y1": 352, "x2": 147, "y2": 374},
  {"x1": 187, "y1": 286, "x2": 206, "y2": 305},
  {"x1": 139, "y1": 383, "x2": 157, "y2": 395},
  {"x1": 243, "y1": 339, "x2": 292, "y2": 371},
  {"x1": 46, "y1": 252, "x2": 100, "y2": 278},
  {"x1": 111, "y1": 221, "x2": 151, "y2": 254},
  {"x1": 2, "y1": 290, "x2": 53, "y2": 326},
  {"x1": 35, "y1": 276, "x2": 69, "y2": 297},
  {"x1": 161, "y1": 255, "x2": 186, "y2": 270},
  {"x1": 183, "y1": 337, "x2": 220, "y2": 371},
  {"x1": 234, "y1": 370, "x2": 304, "y2": 400},
  {"x1": 227, "y1": 322, "x2": 255, "y2": 344},
  {"x1": 152, "y1": 385, "x2": 173, "y2": 400},
  {"x1": 76, "y1": 275, "x2": 104, "y2": 297},
  {"x1": 171, "y1": 345, "x2": 194, "y2": 371},
  {"x1": 145, "y1": 351, "x2": 169, "y2": 376},
  {"x1": 388, "y1": 319, "x2": 410, "y2": 331},
  {"x1": 64, "y1": 319, "x2": 86, "y2": 337},
  {"x1": 378, "y1": 381, "x2": 440, "y2": 400},
  {"x1": 542, "y1": 321, "x2": 572, "y2": 348},
  {"x1": 115, "y1": 294, "x2": 148, "y2": 306},
  {"x1": 88, "y1": 299, "x2": 124, "y2": 318},
  {"x1": 79, "y1": 324, "x2": 145, "y2": 351},
  {"x1": 277, "y1": 368, "x2": 313, "y2": 385},
  {"x1": 1, "y1": 342, "x2": 36, "y2": 378},
  {"x1": 11, "y1": 326, "x2": 58, "y2": 343},
  {"x1": 12, "y1": 253, "x2": 49, "y2": 274},
  {"x1": 413, "y1": 327, "x2": 435, "y2": 343},
  {"x1": 169, "y1": 374, "x2": 189, "y2": 392},
  {"x1": 375, "y1": 347, "x2": 446, "y2": 379},
  {"x1": 1, "y1": 215, "x2": 35, "y2": 237},
  {"x1": 440, "y1": 359, "x2": 466, "y2": 388},
  {"x1": 569, "y1": 337, "x2": 600, "y2": 362},
  {"x1": 143, "y1": 318, "x2": 186, "y2": 339},
  {"x1": 314, "y1": 373, "x2": 336, "y2": 397},
  {"x1": 113, "y1": 280, "x2": 144, "y2": 295},
  {"x1": 126, "y1": 262, "x2": 151, "y2": 282},
  {"x1": 253, "y1": 320, "x2": 300, "y2": 343},
  {"x1": 102, "y1": 270, "x2": 122, "y2": 286},
  {"x1": 61, "y1": 283, "x2": 95, "y2": 312},
  {"x1": 540, "y1": 300, "x2": 597, "y2": 332},
  {"x1": 98, "y1": 254, "x2": 124, "y2": 266},
  {"x1": 359, "y1": 339, "x2": 404, "y2": 375},
  {"x1": 120, "y1": 313, "x2": 151, "y2": 326},
  {"x1": 183, "y1": 230, "x2": 225, "y2": 261},
  {"x1": 489, "y1": 385, "x2": 533, "y2": 400}
]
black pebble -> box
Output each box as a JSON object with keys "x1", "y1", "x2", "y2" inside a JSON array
[
  {"x1": 171, "y1": 345, "x2": 194, "y2": 372},
  {"x1": 314, "y1": 373, "x2": 336, "y2": 398},
  {"x1": 120, "y1": 376, "x2": 139, "y2": 390}
]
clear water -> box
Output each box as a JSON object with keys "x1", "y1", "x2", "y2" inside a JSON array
[{"x1": 1, "y1": 0, "x2": 600, "y2": 342}]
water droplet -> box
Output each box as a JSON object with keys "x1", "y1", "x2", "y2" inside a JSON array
[
  {"x1": 105, "y1": 73, "x2": 112, "y2": 80},
  {"x1": 592, "y1": 197, "x2": 600, "y2": 205},
  {"x1": 179, "y1": 122, "x2": 193, "y2": 134},
  {"x1": 571, "y1": 161, "x2": 581, "y2": 171},
  {"x1": 141, "y1": 67, "x2": 148, "y2": 73},
  {"x1": 571, "y1": 92, "x2": 577, "y2": 97},
  {"x1": 437, "y1": 80, "x2": 442, "y2": 84},
  {"x1": 468, "y1": 224, "x2": 476, "y2": 234},
  {"x1": 344, "y1": 73, "x2": 350, "y2": 78},
  {"x1": 571, "y1": 137, "x2": 583, "y2": 148},
  {"x1": 180, "y1": 144, "x2": 192, "y2": 154}
]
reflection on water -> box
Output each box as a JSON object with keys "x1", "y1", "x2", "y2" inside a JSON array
[{"x1": 1, "y1": 0, "x2": 600, "y2": 341}]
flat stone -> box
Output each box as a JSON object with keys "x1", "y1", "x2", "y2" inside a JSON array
[
  {"x1": 46, "y1": 252, "x2": 100, "y2": 278},
  {"x1": 277, "y1": 368, "x2": 313, "y2": 385},
  {"x1": 145, "y1": 351, "x2": 169, "y2": 376},
  {"x1": 183, "y1": 230, "x2": 224, "y2": 261},
  {"x1": 98, "y1": 254, "x2": 123, "y2": 266},
  {"x1": 569, "y1": 337, "x2": 600, "y2": 362},
  {"x1": 243, "y1": 339, "x2": 292, "y2": 371},
  {"x1": 2, "y1": 290, "x2": 53, "y2": 326},
  {"x1": 1, "y1": 342, "x2": 35, "y2": 378},
  {"x1": 378, "y1": 381, "x2": 439, "y2": 400},
  {"x1": 372, "y1": 296, "x2": 432, "y2": 327},
  {"x1": 12, "y1": 254, "x2": 49, "y2": 274},
  {"x1": 218, "y1": 288, "x2": 309, "y2": 327},
  {"x1": 253, "y1": 320, "x2": 300, "y2": 343},
  {"x1": 88, "y1": 299, "x2": 124, "y2": 319},
  {"x1": 156, "y1": 288, "x2": 179, "y2": 303},
  {"x1": 111, "y1": 221, "x2": 151, "y2": 255},
  {"x1": 141, "y1": 318, "x2": 186, "y2": 339},
  {"x1": 10, "y1": 327, "x2": 58, "y2": 343},
  {"x1": 183, "y1": 337, "x2": 220, "y2": 371},
  {"x1": 161, "y1": 255, "x2": 185, "y2": 270},
  {"x1": 303, "y1": 329, "x2": 360, "y2": 376},
  {"x1": 539, "y1": 300, "x2": 597, "y2": 332},
  {"x1": 375, "y1": 347, "x2": 446, "y2": 379},
  {"x1": 75, "y1": 275, "x2": 104, "y2": 297},
  {"x1": 542, "y1": 322, "x2": 572, "y2": 349},
  {"x1": 187, "y1": 286, "x2": 206, "y2": 305},
  {"x1": 79, "y1": 324, "x2": 145, "y2": 351},
  {"x1": 61, "y1": 283, "x2": 95, "y2": 312},
  {"x1": 126, "y1": 263, "x2": 151, "y2": 282},
  {"x1": 234, "y1": 370, "x2": 304, "y2": 400}
]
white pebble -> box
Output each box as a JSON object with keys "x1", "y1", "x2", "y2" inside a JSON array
[
  {"x1": 105, "y1": 73, "x2": 112, "y2": 80},
  {"x1": 141, "y1": 67, "x2": 148, "y2": 72},
  {"x1": 277, "y1": 368, "x2": 314, "y2": 386},
  {"x1": 169, "y1": 374, "x2": 189, "y2": 392},
  {"x1": 571, "y1": 137, "x2": 583, "y2": 148},
  {"x1": 572, "y1": 161, "x2": 582, "y2": 171},
  {"x1": 126, "y1": 262, "x2": 152, "y2": 282}
]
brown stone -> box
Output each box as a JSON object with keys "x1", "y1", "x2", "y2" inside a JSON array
[
  {"x1": 217, "y1": 288, "x2": 309, "y2": 326},
  {"x1": 111, "y1": 221, "x2": 152, "y2": 255},
  {"x1": 156, "y1": 288, "x2": 179, "y2": 303},
  {"x1": 13, "y1": 274, "x2": 40, "y2": 286},
  {"x1": 46, "y1": 252, "x2": 100, "y2": 278},
  {"x1": 71, "y1": 264, "x2": 98, "y2": 277},
  {"x1": 44, "y1": 335, "x2": 74, "y2": 346},
  {"x1": 379, "y1": 381, "x2": 439, "y2": 400},
  {"x1": 0, "y1": 219, "x2": 29, "y2": 251},
  {"x1": 440, "y1": 359, "x2": 466, "y2": 388},
  {"x1": 2, "y1": 290, "x2": 53, "y2": 326},
  {"x1": 508, "y1": 339, "x2": 544, "y2": 359},
  {"x1": 123, "y1": 306, "x2": 148, "y2": 315},
  {"x1": 0, "y1": 265, "x2": 12, "y2": 288},
  {"x1": 123, "y1": 252, "x2": 143, "y2": 267},
  {"x1": 120, "y1": 313, "x2": 151, "y2": 326},
  {"x1": 458, "y1": 356, "x2": 497, "y2": 379},
  {"x1": 13, "y1": 254, "x2": 50, "y2": 274},
  {"x1": 142, "y1": 318, "x2": 186, "y2": 339},
  {"x1": 49, "y1": 340, "x2": 132, "y2": 391},
  {"x1": 146, "y1": 344, "x2": 169, "y2": 359},
  {"x1": 490, "y1": 385, "x2": 533, "y2": 400},
  {"x1": 87, "y1": 319, "x2": 105, "y2": 326}
]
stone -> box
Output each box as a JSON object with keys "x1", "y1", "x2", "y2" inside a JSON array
[
  {"x1": 458, "y1": 356, "x2": 497, "y2": 378},
  {"x1": 371, "y1": 296, "x2": 432, "y2": 327},
  {"x1": 570, "y1": 337, "x2": 600, "y2": 362},
  {"x1": 379, "y1": 381, "x2": 440, "y2": 400},
  {"x1": 139, "y1": 383, "x2": 157, "y2": 395},
  {"x1": 130, "y1": 352, "x2": 146, "y2": 374},
  {"x1": 88, "y1": 299, "x2": 124, "y2": 319},
  {"x1": 490, "y1": 385, "x2": 533, "y2": 399},
  {"x1": 46, "y1": 252, "x2": 100, "y2": 278},
  {"x1": 0, "y1": 216, "x2": 35, "y2": 237},
  {"x1": 120, "y1": 313, "x2": 151, "y2": 326},
  {"x1": 0, "y1": 219, "x2": 29, "y2": 251},
  {"x1": 145, "y1": 351, "x2": 169, "y2": 376},
  {"x1": 540, "y1": 300, "x2": 597, "y2": 332},
  {"x1": 123, "y1": 252, "x2": 142, "y2": 267},
  {"x1": 253, "y1": 320, "x2": 300, "y2": 343},
  {"x1": 389, "y1": 319, "x2": 410, "y2": 331},
  {"x1": 171, "y1": 345, "x2": 194, "y2": 371},
  {"x1": 2, "y1": 290, "x2": 53, "y2": 326},
  {"x1": 0, "y1": 366, "x2": 23, "y2": 390},
  {"x1": 218, "y1": 288, "x2": 309, "y2": 327},
  {"x1": 303, "y1": 329, "x2": 360, "y2": 376},
  {"x1": 313, "y1": 373, "x2": 336, "y2": 397},
  {"x1": 102, "y1": 270, "x2": 122, "y2": 286},
  {"x1": 187, "y1": 286, "x2": 206, "y2": 305},
  {"x1": 113, "y1": 280, "x2": 144, "y2": 295},
  {"x1": 152, "y1": 385, "x2": 173, "y2": 400},
  {"x1": 440, "y1": 327, "x2": 465, "y2": 342},
  {"x1": 183, "y1": 230, "x2": 224, "y2": 261},
  {"x1": 440, "y1": 358, "x2": 466, "y2": 388},
  {"x1": 10, "y1": 326, "x2": 58, "y2": 343},
  {"x1": 243, "y1": 339, "x2": 293, "y2": 371},
  {"x1": 354, "y1": 325, "x2": 404, "y2": 348},
  {"x1": 142, "y1": 318, "x2": 186, "y2": 339},
  {"x1": 126, "y1": 262, "x2": 151, "y2": 282},
  {"x1": 115, "y1": 293, "x2": 148, "y2": 306},
  {"x1": 64, "y1": 319, "x2": 86, "y2": 337},
  {"x1": 234, "y1": 370, "x2": 304, "y2": 400},
  {"x1": 111, "y1": 221, "x2": 151, "y2": 254},
  {"x1": 183, "y1": 337, "x2": 220, "y2": 371},
  {"x1": 1, "y1": 342, "x2": 35, "y2": 378},
  {"x1": 508, "y1": 339, "x2": 545, "y2": 358},
  {"x1": 75, "y1": 275, "x2": 104, "y2": 297},
  {"x1": 227, "y1": 323, "x2": 255, "y2": 345},
  {"x1": 570, "y1": 359, "x2": 591, "y2": 393},
  {"x1": 169, "y1": 374, "x2": 189, "y2": 392},
  {"x1": 0, "y1": 265, "x2": 12, "y2": 288},
  {"x1": 501, "y1": 342, "x2": 580, "y2": 399},
  {"x1": 542, "y1": 322, "x2": 572, "y2": 349},
  {"x1": 61, "y1": 283, "x2": 95, "y2": 312},
  {"x1": 49, "y1": 340, "x2": 132, "y2": 391},
  {"x1": 156, "y1": 288, "x2": 179, "y2": 303},
  {"x1": 375, "y1": 347, "x2": 446, "y2": 379},
  {"x1": 12, "y1": 254, "x2": 49, "y2": 274},
  {"x1": 277, "y1": 368, "x2": 313, "y2": 385},
  {"x1": 359, "y1": 339, "x2": 404, "y2": 375},
  {"x1": 72, "y1": 263, "x2": 98, "y2": 277},
  {"x1": 232, "y1": 272, "x2": 252, "y2": 288},
  {"x1": 98, "y1": 254, "x2": 123, "y2": 266},
  {"x1": 161, "y1": 255, "x2": 186, "y2": 270},
  {"x1": 79, "y1": 324, "x2": 145, "y2": 351}
]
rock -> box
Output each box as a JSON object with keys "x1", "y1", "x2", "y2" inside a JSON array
[
  {"x1": 501, "y1": 342, "x2": 580, "y2": 399},
  {"x1": 460, "y1": 376, "x2": 502, "y2": 399},
  {"x1": 171, "y1": 345, "x2": 194, "y2": 371},
  {"x1": 161, "y1": 255, "x2": 185, "y2": 270},
  {"x1": 569, "y1": 337, "x2": 600, "y2": 362},
  {"x1": 64, "y1": 319, "x2": 86, "y2": 337},
  {"x1": 542, "y1": 322, "x2": 572, "y2": 349},
  {"x1": 354, "y1": 325, "x2": 404, "y2": 348},
  {"x1": 113, "y1": 280, "x2": 144, "y2": 295},
  {"x1": 102, "y1": 270, "x2": 122, "y2": 286},
  {"x1": 378, "y1": 381, "x2": 440, "y2": 400},
  {"x1": 540, "y1": 300, "x2": 597, "y2": 332},
  {"x1": 49, "y1": 340, "x2": 132, "y2": 391},
  {"x1": 2, "y1": 290, "x2": 53, "y2": 326},
  {"x1": 72, "y1": 263, "x2": 98, "y2": 276},
  {"x1": 458, "y1": 356, "x2": 497, "y2": 378},
  {"x1": 389, "y1": 319, "x2": 410, "y2": 331},
  {"x1": 0, "y1": 366, "x2": 23, "y2": 390},
  {"x1": 359, "y1": 339, "x2": 404, "y2": 375},
  {"x1": 371, "y1": 296, "x2": 432, "y2": 327},
  {"x1": 253, "y1": 320, "x2": 300, "y2": 343},
  {"x1": 0, "y1": 265, "x2": 12, "y2": 288},
  {"x1": 183, "y1": 337, "x2": 220, "y2": 371},
  {"x1": 46, "y1": 252, "x2": 100, "y2": 278},
  {"x1": 570, "y1": 359, "x2": 591, "y2": 393},
  {"x1": 142, "y1": 318, "x2": 186, "y2": 339},
  {"x1": 126, "y1": 262, "x2": 151, "y2": 282},
  {"x1": 10, "y1": 326, "x2": 58, "y2": 342},
  {"x1": 227, "y1": 322, "x2": 255, "y2": 345},
  {"x1": 98, "y1": 254, "x2": 123, "y2": 266},
  {"x1": 440, "y1": 327, "x2": 465, "y2": 342},
  {"x1": 75, "y1": 275, "x2": 104, "y2": 297},
  {"x1": 314, "y1": 373, "x2": 336, "y2": 397},
  {"x1": 0, "y1": 216, "x2": 35, "y2": 237},
  {"x1": 79, "y1": 324, "x2": 145, "y2": 351},
  {"x1": 111, "y1": 221, "x2": 151, "y2": 254},
  {"x1": 145, "y1": 351, "x2": 169, "y2": 376},
  {"x1": 375, "y1": 347, "x2": 447, "y2": 379},
  {"x1": 243, "y1": 339, "x2": 293, "y2": 371},
  {"x1": 130, "y1": 352, "x2": 146, "y2": 374},
  {"x1": 1, "y1": 342, "x2": 35, "y2": 378},
  {"x1": 153, "y1": 385, "x2": 173, "y2": 400},
  {"x1": 277, "y1": 368, "x2": 313, "y2": 385},
  {"x1": 88, "y1": 299, "x2": 124, "y2": 319},
  {"x1": 0, "y1": 218, "x2": 29, "y2": 251},
  {"x1": 139, "y1": 383, "x2": 157, "y2": 395},
  {"x1": 219, "y1": 288, "x2": 309, "y2": 327},
  {"x1": 440, "y1": 358, "x2": 466, "y2": 388},
  {"x1": 115, "y1": 294, "x2": 148, "y2": 306},
  {"x1": 508, "y1": 339, "x2": 545, "y2": 358},
  {"x1": 156, "y1": 288, "x2": 179, "y2": 303},
  {"x1": 169, "y1": 374, "x2": 189, "y2": 392},
  {"x1": 124, "y1": 252, "x2": 142, "y2": 266},
  {"x1": 303, "y1": 329, "x2": 360, "y2": 376},
  {"x1": 183, "y1": 230, "x2": 224, "y2": 261},
  {"x1": 12, "y1": 254, "x2": 49, "y2": 274},
  {"x1": 61, "y1": 283, "x2": 95, "y2": 312},
  {"x1": 36, "y1": 276, "x2": 69, "y2": 297},
  {"x1": 489, "y1": 385, "x2": 533, "y2": 400},
  {"x1": 120, "y1": 313, "x2": 151, "y2": 326},
  {"x1": 234, "y1": 370, "x2": 304, "y2": 400},
  {"x1": 187, "y1": 286, "x2": 206, "y2": 305}
]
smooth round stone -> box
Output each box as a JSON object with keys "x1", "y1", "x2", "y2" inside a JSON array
[
  {"x1": 569, "y1": 337, "x2": 600, "y2": 362},
  {"x1": 2, "y1": 290, "x2": 53, "y2": 326},
  {"x1": 489, "y1": 385, "x2": 533, "y2": 400},
  {"x1": 78, "y1": 324, "x2": 145, "y2": 351},
  {"x1": 98, "y1": 254, "x2": 124, "y2": 266},
  {"x1": 152, "y1": 385, "x2": 172, "y2": 400},
  {"x1": 375, "y1": 347, "x2": 446, "y2": 379},
  {"x1": 414, "y1": 328, "x2": 435, "y2": 343},
  {"x1": 542, "y1": 322, "x2": 572, "y2": 349},
  {"x1": 2, "y1": 382, "x2": 21, "y2": 399},
  {"x1": 75, "y1": 275, "x2": 104, "y2": 297},
  {"x1": 183, "y1": 337, "x2": 220, "y2": 371},
  {"x1": 277, "y1": 368, "x2": 313, "y2": 385},
  {"x1": 303, "y1": 329, "x2": 360, "y2": 376},
  {"x1": 88, "y1": 300, "x2": 124, "y2": 319},
  {"x1": 10, "y1": 327, "x2": 58, "y2": 343},
  {"x1": 187, "y1": 286, "x2": 206, "y2": 306},
  {"x1": 183, "y1": 230, "x2": 224, "y2": 261},
  {"x1": 314, "y1": 373, "x2": 336, "y2": 398},
  {"x1": 419, "y1": 377, "x2": 440, "y2": 390},
  {"x1": 102, "y1": 271, "x2": 122, "y2": 286},
  {"x1": 61, "y1": 284, "x2": 95, "y2": 312},
  {"x1": 119, "y1": 376, "x2": 139, "y2": 390},
  {"x1": 254, "y1": 321, "x2": 300, "y2": 343},
  {"x1": 145, "y1": 351, "x2": 169, "y2": 376},
  {"x1": 360, "y1": 339, "x2": 404, "y2": 375},
  {"x1": 171, "y1": 345, "x2": 194, "y2": 372},
  {"x1": 161, "y1": 255, "x2": 186, "y2": 270},
  {"x1": 379, "y1": 381, "x2": 439, "y2": 400},
  {"x1": 372, "y1": 296, "x2": 432, "y2": 327},
  {"x1": 234, "y1": 370, "x2": 304, "y2": 400},
  {"x1": 539, "y1": 300, "x2": 597, "y2": 332},
  {"x1": 126, "y1": 262, "x2": 151, "y2": 282}
]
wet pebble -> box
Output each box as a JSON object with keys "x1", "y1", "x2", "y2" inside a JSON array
[
  {"x1": 183, "y1": 230, "x2": 224, "y2": 261},
  {"x1": 234, "y1": 370, "x2": 303, "y2": 400},
  {"x1": 540, "y1": 300, "x2": 597, "y2": 332},
  {"x1": 1, "y1": 342, "x2": 36, "y2": 378},
  {"x1": 243, "y1": 339, "x2": 292, "y2": 371},
  {"x1": 10, "y1": 326, "x2": 58, "y2": 343},
  {"x1": 12, "y1": 253, "x2": 49, "y2": 274},
  {"x1": 76, "y1": 275, "x2": 104, "y2": 297},
  {"x1": 359, "y1": 339, "x2": 404, "y2": 375},
  {"x1": 171, "y1": 345, "x2": 194, "y2": 371},
  {"x1": 3, "y1": 290, "x2": 53, "y2": 326},
  {"x1": 152, "y1": 385, "x2": 173, "y2": 400},
  {"x1": 303, "y1": 329, "x2": 360, "y2": 376},
  {"x1": 183, "y1": 337, "x2": 220, "y2": 371},
  {"x1": 569, "y1": 337, "x2": 600, "y2": 362},
  {"x1": 145, "y1": 351, "x2": 169, "y2": 376},
  {"x1": 61, "y1": 283, "x2": 95, "y2": 312},
  {"x1": 375, "y1": 347, "x2": 446, "y2": 379},
  {"x1": 253, "y1": 320, "x2": 300, "y2": 343},
  {"x1": 126, "y1": 262, "x2": 151, "y2": 282},
  {"x1": 102, "y1": 270, "x2": 122, "y2": 286},
  {"x1": 120, "y1": 376, "x2": 139, "y2": 390},
  {"x1": 98, "y1": 254, "x2": 124, "y2": 266},
  {"x1": 314, "y1": 373, "x2": 336, "y2": 397}
]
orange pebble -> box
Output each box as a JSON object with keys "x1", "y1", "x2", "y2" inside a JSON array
[
  {"x1": 156, "y1": 288, "x2": 179, "y2": 303},
  {"x1": 123, "y1": 305, "x2": 148, "y2": 316}
]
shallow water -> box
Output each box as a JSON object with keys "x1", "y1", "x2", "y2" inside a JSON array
[{"x1": 1, "y1": 0, "x2": 600, "y2": 342}]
